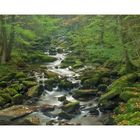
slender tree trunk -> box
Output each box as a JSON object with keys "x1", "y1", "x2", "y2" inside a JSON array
[
  {"x1": 0, "y1": 15, "x2": 8, "y2": 64},
  {"x1": 6, "y1": 15, "x2": 15, "y2": 61}
]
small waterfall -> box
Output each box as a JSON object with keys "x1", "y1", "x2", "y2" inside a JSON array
[
  {"x1": 96, "y1": 108, "x2": 102, "y2": 118},
  {"x1": 34, "y1": 72, "x2": 48, "y2": 86}
]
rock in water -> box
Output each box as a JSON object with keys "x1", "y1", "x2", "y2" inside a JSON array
[
  {"x1": 27, "y1": 85, "x2": 43, "y2": 98},
  {"x1": 72, "y1": 89, "x2": 97, "y2": 101},
  {"x1": 0, "y1": 105, "x2": 36, "y2": 124},
  {"x1": 62, "y1": 101, "x2": 80, "y2": 113}
]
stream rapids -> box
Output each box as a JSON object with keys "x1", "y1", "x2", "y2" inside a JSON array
[{"x1": 1, "y1": 49, "x2": 108, "y2": 125}]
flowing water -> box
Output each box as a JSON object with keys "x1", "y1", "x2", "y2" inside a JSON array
[{"x1": 15, "y1": 49, "x2": 105, "y2": 125}]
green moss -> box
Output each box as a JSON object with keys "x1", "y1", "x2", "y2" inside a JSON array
[
  {"x1": 27, "y1": 85, "x2": 43, "y2": 97},
  {"x1": 0, "y1": 94, "x2": 12, "y2": 103},
  {"x1": 29, "y1": 52, "x2": 57, "y2": 63},
  {"x1": 15, "y1": 72, "x2": 26, "y2": 79},
  {"x1": 100, "y1": 88, "x2": 120, "y2": 102},
  {"x1": 0, "y1": 81, "x2": 7, "y2": 88},
  {"x1": 114, "y1": 103, "x2": 128, "y2": 114},
  {"x1": 62, "y1": 101, "x2": 80, "y2": 113},
  {"x1": 10, "y1": 83, "x2": 25, "y2": 92},
  {"x1": 22, "y1": 81, "x2": 37, "y2": 88},
  {"x1": 0, "y1": 96, "x2": 6, "y2": 106},
  {"x1": 12, "y1": 94, "x2": 23, "y2": 104},
  {"x1": 72, "y1": 89, "x2": 97, "y2": 100},
  {"x1": 0, "y1": 72, "x2": 16, "y2": 81},
  {"x1": 100, "y1": 73, "x2": 138, "y2": 102},
  {"x1": 3, "y1": 87, "x2": 18, "y2": 96},
  {"x1": 120, "y1": 91, "x2": 140, "y2": 102},
  {"x1": 45, "y1": 71, "x2": 58, "y2": 78},
  {"x1": 127, "y1": 98, "x2": 140, "y2": 112},
  {"x1": 113, "y1": 112, "x2": 140, "y2": 125},
  {"x1": 59, "y1": 79, "x2": 74, "y2": 90}
]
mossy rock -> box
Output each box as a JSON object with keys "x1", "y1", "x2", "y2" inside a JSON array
[
  {"x1": 99, "y1": 89, "x2": 121, "y2": 102},
  {"x1": 114, "y1": 103, "x2": 128, "y2": 114},
  {"x1": 3, "y1": 88, "x2": 18, "y2": 96},
  {"x1": 80, "y1": 67, "x2": 110, "y2": 88},
  {"x1": 25, "y1": 77, "x2": 36, "y2": 81},
  {"x1": 22, "y1": 81, "x2": 37, "y2": 88},
  {"x1": 58, "y1": 79, "x2": 74, "y2": 90},
  {"x1": 127, "y1": 98, "x2": 140, "y2": 112},
  {"x1": 72, "y1": 89, "x2": 98, "y2": 101},
  {"x1": 120, "y1": 90, "x2": 140, "y2": 102},
  {"x1": 45, "y1": 78, "x2": 59, "y2": 91},
  {"x1": 62, "y1": 101, "x2": 80, "y2": 113},
  {"x1": 29, "y1": 53, "x2": 57, "y2": 63},
  {"x1": 115, "y1": 98, "x2": 140, "y2": 114},
  {"x1": 82, "y1": 76, "x2": 100, "y2": 89},
  {"x1": 0, "y1": 90, "x2": 4, "y2": 94},
  {"x1": 15, "y1": 72, "x2": 26, "y2": 79},
  {"x1": 0, "y1": 72, "x2": 16, "y2": 81},
  {"x1": 10, "y1": 83, "x2": 25, "y2": 92},
  {"x1": 0, "y1": 81, "x2": 7, "y2": 88},
  {"x1": 27, "y1": 85, "x2": 43, "y2": 98},
  {"x1": 0, "y1": 94, "x2": 12, "y2": 103},
  {"x1": 113, "y1": 112, "x2": 140, "y2": 125},
  {"x1": 12, "y1": 94, "x2": 24, "y2": 104},
  {"x1": 0, "y1": 96, "x2": 7, "y2": 106},
  {"x1": 45, "y1": 70, "x2": 59, "y2": 78},
  {"x1": 100, "y1": 73, "x2": 139, "y2": 102}
]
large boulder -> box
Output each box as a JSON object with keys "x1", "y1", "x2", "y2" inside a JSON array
[
  {"x1": 45, "y1": 70, "x2": 59, "y2": 78},
  {"x1": 100, "y1": 73, "x2": 138, "y2": 102},
  {"x1": 10, "y1": 83, "x2": 26, "y2": 93},
  {"x1": 3, "y1": 87, "x2": 18, "y2": 96},
  {"x1": 22, "y1": 81, "x2": 37, "y2": 88},
  {"x1": 80, "y1": 67, "x2": 110, "y2": 89},
  {"x1": 72, "y1": 89, "x2": 98, "y2": 101},
  {"x1": 45, "y1": 78, "x2": 59, "y2": 91},
  {"x1": 0, "y1": 105, "x2": 37, "y2": 124},
  {"x1": 62, "y1": 101, "x2": 80, "y2": 113},
  {"x1": 15, "y1": 72, "x2": 26, "y2": 79},
  {"x1": 58, "y1": 79, "x2": 75, "y2": 90},
  {"x1": 27, "y1": 85, "x2": 43, "y2": 98}
]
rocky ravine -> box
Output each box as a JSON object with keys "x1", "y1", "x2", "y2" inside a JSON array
[{"x1": 0, "y1": 48, "x2": 112, "y2": 125}]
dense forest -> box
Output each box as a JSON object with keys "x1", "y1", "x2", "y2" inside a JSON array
[{"x1": 0, "y1": 15, "x2": 140, "y2": 125}]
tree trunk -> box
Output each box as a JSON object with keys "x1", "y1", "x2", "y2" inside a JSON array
[
  {"x1": 0, "y1": 15, "x2": 8, "y2": 64},
  {"x1": 6, "y1": 15, "x2": 15, "y2": 61}
]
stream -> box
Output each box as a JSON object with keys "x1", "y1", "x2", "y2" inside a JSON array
[{"x1": 2, "y1": 49, "x2": 107, "y2": 125}]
